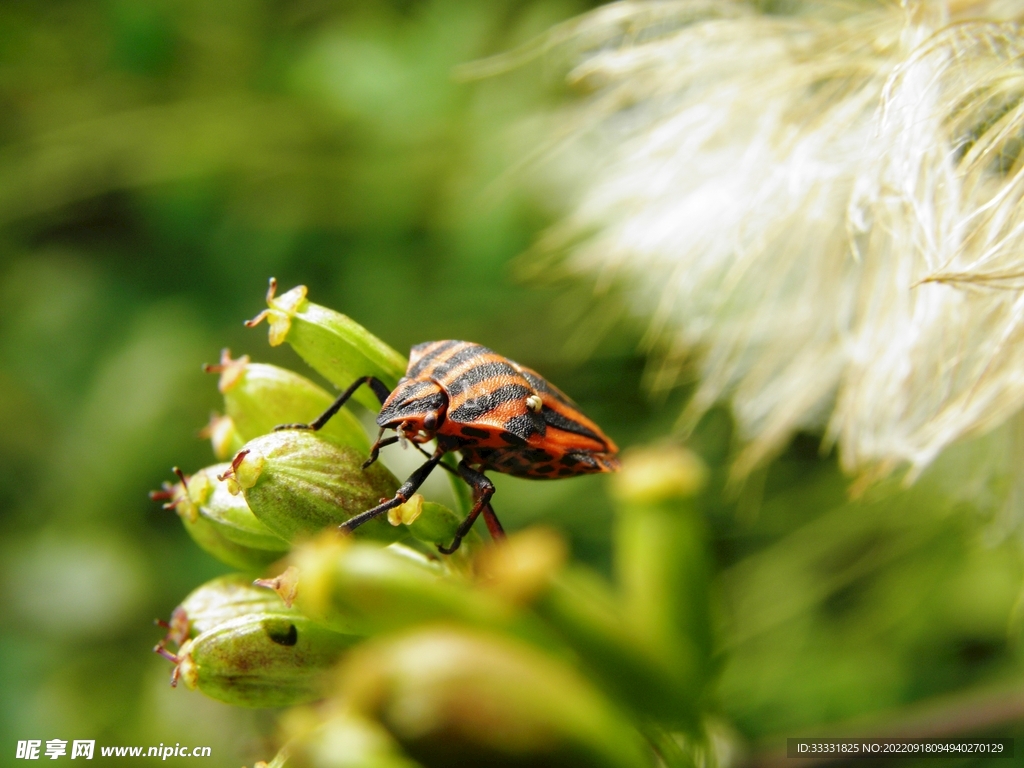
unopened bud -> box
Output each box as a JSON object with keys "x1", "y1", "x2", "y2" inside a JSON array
[
  {"x1": 476, "y1": 527, "x2": 568, "y2": 605},
  {"x1": 285, "y1": 712, "x2": 419, "y2": 768},
  {"x1": 153, "y1": 466, "x2": 289, "y2": 571},
  {"x1": 608, "y1": 446, "x2": 712, "y2": 720},
  {"x1": 205, "y1": 350, "x2": 368, "y2": 452},
  {"x1": 192, "y1": 464, "x2": 289, "y2": 552},
  {"x1": 338, "y1": 627, "x2": 649, "y2": 768},
  {"x1": 285, "y1": 536, "x2": 520, "y2": 637},
  {"x1": 166, "y1": 613, "x2": 357, "y2": 708},
  {"x1": 201, "y1": 413, "x2": 244, "y2": 461},
  {"x1": 245, "y1": 280, "x2": 308, "y2": 347},
  {"x1": 178, "y1": 574, "x2": 300, "y2": 638},
  {"x1": 245, "y1": 279, "x2": 406, "y2": 412},
  {"x1": 611, "y1": 445, "x2": 707, "y2": 504},
  {"x1": 233, "y1": 431, "x2": 401, "y2": 543}
]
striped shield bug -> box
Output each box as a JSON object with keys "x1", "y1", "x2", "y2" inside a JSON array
[{"x1": 277, "y1": 341, "x2": 619, "y2": 554}]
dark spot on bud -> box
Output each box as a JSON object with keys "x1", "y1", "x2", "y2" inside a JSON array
[{"x1": 263, "y1": 619, "x2": 298, "y2": 646}]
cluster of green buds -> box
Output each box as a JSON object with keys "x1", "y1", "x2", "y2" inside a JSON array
[{"x1": 153, "y1": 280, "x2": 718, "y2": 768}]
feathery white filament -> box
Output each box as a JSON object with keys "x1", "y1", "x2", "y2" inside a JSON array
[{"x1": 536, "y1": 0, "x2": 1024, "y2": 480}]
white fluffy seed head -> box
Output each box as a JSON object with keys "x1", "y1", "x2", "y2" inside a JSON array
[{"x1": 523, "y1": 0, "x2": 1024, "y2": 486}]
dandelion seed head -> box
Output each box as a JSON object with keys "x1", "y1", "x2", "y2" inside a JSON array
[{"x1": 529, "y1": 0, "x2": 1024, "y2": 483}]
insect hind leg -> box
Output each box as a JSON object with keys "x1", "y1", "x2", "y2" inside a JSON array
[
  {"x1": 482, "y1": 504, "x2": 505, "y2": 540},
  {"x1": 437, "y1": 461, "x2": 502, "y2": 555}
]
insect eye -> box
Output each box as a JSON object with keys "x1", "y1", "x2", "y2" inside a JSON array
[{"x1": 423, "y1": 413, "x2": 438, "y2": 431}]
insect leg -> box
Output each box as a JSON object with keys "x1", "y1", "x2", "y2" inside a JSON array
[
  {"x1": 362, "y1": 431, "x2": 397, "y2": 468},
  {"x1": 437, "y1": 460, "x2": 497, "y2": 555},
  {"x1": 482, "y1": 504, "x2": 506, "y2": 540},
  {"x1": 275, "y1": 375, "x2": 392, "y2": 431},
  {"x1": 363, "y1": 436, "x2": 457, "y2": 472},
  {"x1": 410, "y1": 442, "x2": 460, "y2": 476},
  {"x1": 339, "y1": 448, "x2": 445, "y2": 533}
]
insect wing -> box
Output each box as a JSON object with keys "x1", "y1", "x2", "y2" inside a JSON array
[
  {"x1": 514, "y1": 364, "x2": 617, "y2": 456},
  {"x1": 515, "y1": 365, "x2": 579, "y2": 409}
]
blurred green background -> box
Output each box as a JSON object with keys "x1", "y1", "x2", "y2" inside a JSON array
[{"x1": 2, "y1": 1, "x2": 1023, "y2": 766}]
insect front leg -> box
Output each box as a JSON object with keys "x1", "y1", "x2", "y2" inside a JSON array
[
  {"x1": 362, "y1": 431, "x2": 398, "y2": 469},
  {"x1": 339, "y1": 448, "x2": 445, "y2": 533},
  {"x1": 275, "y1": 375, "x2": 392, "y2": 432},
  {"x1": 437, "y1": 460, "x2": 501, "y2": 555}
]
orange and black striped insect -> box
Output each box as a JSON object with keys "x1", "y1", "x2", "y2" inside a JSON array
[{"x1": 279, "y1": 340, "x2": 619, "y2": 554}]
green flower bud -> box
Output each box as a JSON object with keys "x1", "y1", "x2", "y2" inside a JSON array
[
  {"x1": 337, "y1": 627, "x2": 651, "y2": 768},
  {"x1": 152, "y1": 468, "x2": 289, "y2": 571},
  {"x1": 200, "y1": 413, "x2": 244, "y2": 461},
  {"x1": 475, "y1": 527, "x2": 568, "y2": 606},
  {"x1": 185, "y1": 516, "x2": 284, "y2": 572},
  {"x1": 156, "y1": 574, "x2": 303, "y2": 660},
  {"x1": 610, "y1": 444, "x2": 707, "y2": 506},
  {"x1": 188, "y1": 464, "x2": 292, "y2": 552},
  {"x1": 178, "y1": 574, "x2": 300, "y2": 638},
  {"x1": 245, "y1": 280, "x2": 406, "y2": 411},
  {"x1": 205, "y1": 350, "x2": 368, "y2": 452},
  {"x1": 166, "y1": 613, "x2": 357, "y2": 708},
  {"x1": 276, "y1": 536, "x2": 526, "y2": 639},
  {"x1": 613, "y1": 446, "x2": 713, "y2": 722},
  {"x1": 222, "y1": 431, "x2": 402, "y2": 543},
  {"x1": 284, "y1": 712, "x2": 422, "y2": 768}
]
